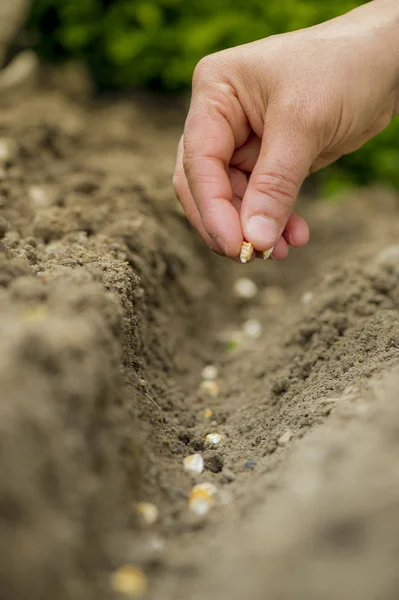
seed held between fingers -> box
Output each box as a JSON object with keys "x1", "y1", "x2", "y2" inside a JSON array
[
  {"x1": 263, "y1": 246, "x2": 274, "y2": 260},
  {"x1": 240, "y1": 241, "x2": 254, "y2": 264}
]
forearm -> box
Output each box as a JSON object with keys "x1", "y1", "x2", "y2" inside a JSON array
[{"x1": 314, "y1": 0, "x2": 399, "y2": 113}]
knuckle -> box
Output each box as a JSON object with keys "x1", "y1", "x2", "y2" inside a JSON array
[
  {"x1": 252, "y1": 171, "x2": 297, "y2": 210},
  {"x1": 192, "y1": 55, "x2": 215, "y2": 86}
]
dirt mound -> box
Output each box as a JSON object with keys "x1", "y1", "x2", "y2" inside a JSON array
[{"x1": 0, "y1": 89, "x2": 398, "y2": 600}]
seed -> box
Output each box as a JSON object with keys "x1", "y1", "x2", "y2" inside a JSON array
[
  {"x1": 301, "y1": 291, "x2": 314, "y2": 305},
  {"x1": 0, "y1": 137, "x2": 17, "y2": 164},
  {"x1": 278, "y1": 430, "x2": 293, "y2": 446},
  {"x1": 240, "y1": 241, "x2": 254, "y2": 264},
  {"x1": 233, "y1": 277, "x2": 258, "y2": 299},
  {"x1": 205, "y1": 433, "x2": 223, "y2": 446},
  {"x1": 203, "y1": 408, "x2": 213, "y2": 419},
  {"x1": 135, "y1": 502, "x2": 159, "y2": 525},
  {"x1": 199, "y1": 380, "x2": 220, "y2": 398},
  {"x1": 201, "y1": 365, "x2": 218, "y2": 381},
  {"x1": 263, "y1": 247, "x2": 274, "y2": 260},
  {"x1": 243, "y1": 318, "x2": 263, "y2": 340},
  {"x1": 189, "y1": 482, "x2": 218, "y2": 516},
  {"x1": 111, "y1": 565, "x2": 148, "y2": 598},
  {"x1": 183, "y1": 453, "x2": 204, "y2": 475},
  {"x1": 22, "y1": 305, "x2": 48, "y2": 321}
]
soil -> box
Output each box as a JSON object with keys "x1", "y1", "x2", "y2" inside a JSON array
[{"x1": 0, "y1": 86, "x2": 399, "y2": 600}]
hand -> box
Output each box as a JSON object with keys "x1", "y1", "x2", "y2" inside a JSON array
[{"x1": 173, "y1": 0, "x2": 399, "y2": 260}]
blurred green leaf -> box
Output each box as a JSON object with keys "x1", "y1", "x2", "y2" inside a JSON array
[{"x1": 28, "y1": 0, "x2": 398, "y2": 189}]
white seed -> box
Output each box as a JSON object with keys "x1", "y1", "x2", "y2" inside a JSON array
[
  {"x1": 111, "y1": 565, "x2": 148, "y2": 597},
  {"x1": 199, "y1": 380, "x2": 220, "y2": 398},
  {"x1": 278, "y1": 430, "x2": 293, "y2": 446},
  {"x1": 189, "y1": 482, "x2": 218, "y2": 516},
  {"x1": 28, "y1": 185, "x2": 52, "y2": 208},
  {"x1": 183, "y1": 453, "x2": 204, "y2": 475},
  {"x1": 205, "y1": 433, "x2": 223, "y2": 446},
  {"x1": 263, "y1": 246, "x2": 274, "y2": 260},
  {"x1": 135, "y1": 502, "x2": 159, "y2": 525},
  {"x1": 301, "y1": 291, "x2": 314, "y2": 305},
  {"x1": 233, "y1": 277, "x2": 258, "y2": 299},
  {"x1": 240, "y1": 241, "x2": 254, "y2": 264},
  {"x1": 201, "y1": 364, "x2": 218, "y2": 381},
  {"x1": 243, "y1": 318, "x2": 263, "y2": 340},
  {"x1": 0, "y1": 137, "x2": 17, "y2": 163},
  {"x1": 150, "y1": 536, "x2": 165, "y2": 552}
]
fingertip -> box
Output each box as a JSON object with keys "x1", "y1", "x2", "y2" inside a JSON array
[
  {"x1": 284, "y1": 213, "x2": 310, "y2": 248},
  {"x1": 270, "y1": 235, "x2": 289, "y2": 261}
]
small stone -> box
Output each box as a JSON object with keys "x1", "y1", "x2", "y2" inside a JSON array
[
  {"x1": 243, "y1": 318, "x2": 263, "y2": 340},
  {"x1": 233, "y1": 277, "x2": 258, "y2": 299},
  {"x1": 183, "y1": 453, "x2": 204, "y2": 475},
  {"x1": 111, "y1": 565, "x2": 148, "y2": 598},
  {"x1": 243, "y1": 459, "x2": 257, "y2": 470},
  {"x1": 201, "y1": 364, "x2": 218, "y2": 381},
  {"x1": 138, "y1": 378, "x2": 147, "y2": 388},
  {"x1": 135, "y1": 502, "x2": 159, "y2": 525},
  {"x1": 278, "y1": 430, "x2": 293, "y2": 446}
]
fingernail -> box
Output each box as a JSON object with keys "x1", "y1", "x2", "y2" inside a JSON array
[
  {"x1": 246, "y1": 216, "x2": 279, "y2": 247},
  {"x1": 213, "y1": 235, "x2": 228, "y2": 255}
]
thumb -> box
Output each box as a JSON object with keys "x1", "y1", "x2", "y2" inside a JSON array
[{"x1": 242, "y1": 118, "x2": 313, "y2": 250}]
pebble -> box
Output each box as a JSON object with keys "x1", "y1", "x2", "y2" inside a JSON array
[
  {"x1": 183, "y1": 453, "x2": 204, "y2": 475},
  {"x1": 135, "y1": 502, "x2": 159, "y2": 525},
  {"x1": 233, "y1": 277, "x2": 258, "y2": 299},
  {"x1": 243, "y1": 318, "x2": 263, "y2": 340},
  {"x1": 278, "y1": 430, "x2": 293, "y2": 446},
  {"x1": 111, "y1": 565, "x2": 148, "y2": 598},
  {"x1": 243, "y1": 459, "x2": 257, "y2": 470},
  {"x1": 201, "y1": 364, "x2": 218, "y2": 381}
]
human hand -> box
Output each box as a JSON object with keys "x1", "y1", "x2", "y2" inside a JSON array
[{"x1": 173, "y1": 0, "x2": 399, "y2": 260}]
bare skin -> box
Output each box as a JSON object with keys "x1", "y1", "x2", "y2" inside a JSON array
[{"x1": 173, "y1": 0, "x2": 399, "y2": 261}]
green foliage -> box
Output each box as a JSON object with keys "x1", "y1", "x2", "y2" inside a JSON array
[{"x1": 28, "y1": 0, "x2": 399, "y2": 188}]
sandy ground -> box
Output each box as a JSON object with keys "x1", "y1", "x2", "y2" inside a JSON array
[{"x1": 0, "y1": 86, "x2": 399, "y2": 600}]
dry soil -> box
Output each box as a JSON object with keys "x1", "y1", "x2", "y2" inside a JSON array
[{"x1": 0, "y1": 87, "x2": 399, "y2": 600}]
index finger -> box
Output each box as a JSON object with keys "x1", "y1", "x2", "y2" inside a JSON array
[{"x1": 183, "y1": 99, "x2": 244, "y2": 257}]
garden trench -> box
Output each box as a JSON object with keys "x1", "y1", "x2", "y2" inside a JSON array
[{"x1": 1, "y1": 88, "x2": 399, "y2": 600}]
